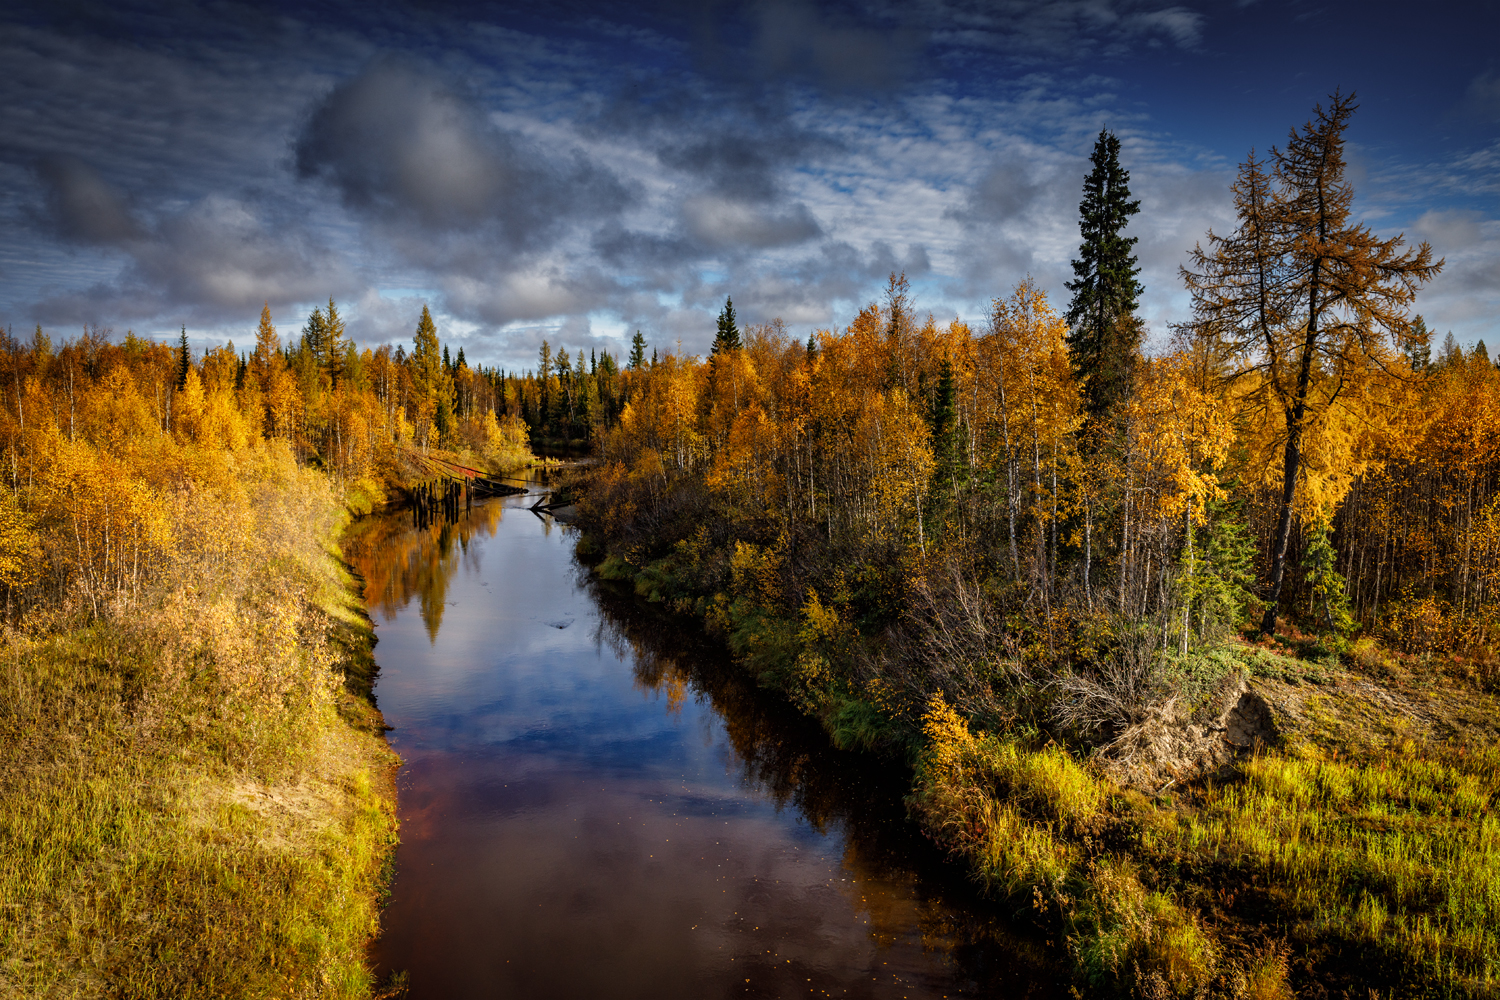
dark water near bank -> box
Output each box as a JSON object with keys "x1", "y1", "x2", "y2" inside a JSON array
[{"x1": 348, "y1": 478, "x2": 1060, "y2": 999}]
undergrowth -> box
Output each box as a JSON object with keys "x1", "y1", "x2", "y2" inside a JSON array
[
  {"x1": 588, "y1": 535, "x2": 1500, "y2": 998},
  {"x1": 0, "y1": 444, "x2": 399, "y2": 998}
]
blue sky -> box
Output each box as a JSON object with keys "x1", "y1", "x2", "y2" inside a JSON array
[{"x1": 1, "y1": 0, "x2": 1495, "y2": 369}]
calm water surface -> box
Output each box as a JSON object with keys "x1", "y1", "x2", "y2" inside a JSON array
[{"x1": 348, "y1": 481, "x2": 1059, "y2": 999}]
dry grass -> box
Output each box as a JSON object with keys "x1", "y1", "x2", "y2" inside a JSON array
[{"x1": 0, "y1": 444, "x2": 398, "y2": 999}]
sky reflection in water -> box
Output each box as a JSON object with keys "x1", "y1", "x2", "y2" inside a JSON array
[{"x1": 347, "y1": 492, "x2": 1058, "y2": 999}]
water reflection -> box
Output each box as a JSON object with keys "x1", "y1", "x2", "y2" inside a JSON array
[
  {"x1": 592, "y1": 584, "x2": 1057, "y2": 994},
  {"x1": 349, "y1": 493, "x2": 1061, "y2": 999}
]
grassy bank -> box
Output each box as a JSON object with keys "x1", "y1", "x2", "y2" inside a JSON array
[
  {"x1": 583, "y1": 532, "x2": 1500, "y2": 999},
  {"x1": 0, "y1": 445, "x2": 399, "y2": 998}
]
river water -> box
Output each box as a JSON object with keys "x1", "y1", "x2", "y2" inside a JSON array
[{"x1": 347, "y1": 482, "x2": 1058, "y2": 999}]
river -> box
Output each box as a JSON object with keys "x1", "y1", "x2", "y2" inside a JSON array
[{"x1": 346, "y1": 479, "x2": 1059, "y2": 999}]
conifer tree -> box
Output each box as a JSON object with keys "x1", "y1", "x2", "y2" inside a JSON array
[
  {"x1": 1302, "y1": 511, "x2": 1354, "y2": 648},
  {"x1": 302, "y1": 306, "x2": 327, "y2": 370},
  {"x1": 176, "y1": 326, "x2": 190, "y2": 391},
  {"x1": 628, "y1": 331, "x2": 646, "y2": 370},
  {"x1": 324, "y1": 299, "x2": 347, "y2": 387},
  {"x1": 1065, "y1": 128, "x2": 1143, "y2": 425},
  {"x1": 1404, "y1": 315, "x2": 1431, "y2": 372},
  {"x1": 411, "y1": 305, "x2": 449, "y2": 447},
  {"x1": 712, "y1": 297, "x2": 741, "y2": 354},
  {"x1": 928, "y1": 358, "x2": 959, "y2": 532},
  {"x1": 1182, "y1": 92, "x2": 1441, "y2": 635}
]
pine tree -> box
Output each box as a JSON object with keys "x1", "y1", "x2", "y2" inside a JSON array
[
  {"x1": 651, "y1": 347, "x2": 658, "y2": 367},
  {"x1": 1475, "y1": 340, "x2": 1490, "y2": 365},
  {"x1": 806, "y1": 331, "x2": 818, "y2": 360},
  {"x1": 176, "y1": 326, "x2": 190, "y2": 391},
  {"x1": 456, "y1": 346, "x2": 467, "y2": 370},
  {"x1": 1065, "y1": 128, "x2": 1143, "y2": 425},
  {"x1": 628, "y1": 331, "x2": 646, "y2": 370},
  {"x1": 712, "y1": 297, "x2": 741, "y2": 355}
]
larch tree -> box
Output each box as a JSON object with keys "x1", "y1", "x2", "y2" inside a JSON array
[
  {"x1": 1065, "y1": 128, "x2": 1144, "y2": 427},
  {"x1": 1181, "y1": 91, "x2": 1441, "y2": 636}
]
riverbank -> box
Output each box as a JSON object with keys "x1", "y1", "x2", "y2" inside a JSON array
[
  {"x1": 575, "y1": 515, "x2": 1500, "y2": 999},
  {"x1": 0, "y1": 445, "x2": 400, "y2": 998}
]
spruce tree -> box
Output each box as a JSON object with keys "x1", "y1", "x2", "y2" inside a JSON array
[
  {"x1": 1404, "y1": 315, "x2": 1431, "y2": 372},
  {"x1": 628, "y1": 331, "x2": 646, "y2": 370},
  {"x1": 176, "y1": 326, "x2": 190, "y2": 391},
  {"x1": 323, "y1": 298, "x2": 346, "y2": 387},
  {"x1": 302, "y1": 306, "x2": 327, "y2": 369},
  {"x1": 1303, "y1": 512, "x2": 1354, "y2": 649},
  {"x1": 1065, "y1": 128, "x2": 1143, "y2": 425},
  {"x1": 712, "y1": 296, "x2": 741, "y2": 354},
  {"x1": 927, "y1": 358, "x2": 959, "y2": 532}
]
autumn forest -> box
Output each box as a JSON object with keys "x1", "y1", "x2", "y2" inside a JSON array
[{"x1": 2, "y1": 93, "x2": 1498, "y2": 999}]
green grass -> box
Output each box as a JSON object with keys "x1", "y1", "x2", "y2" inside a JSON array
[
  {"x1": 910, "y1": 690, "x2": 1500, "y2": 998},
  {"x1": 1157, "y1": 740, "x2": 1500, "y2": 994}
]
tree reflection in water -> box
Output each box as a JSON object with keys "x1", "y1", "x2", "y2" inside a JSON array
[
  {"x1": 588, "y1": 576, "x2": 1058, "y2": 995},
  {"x1": 349, "y1": 493, "x2": 1061, "y2": 998}
]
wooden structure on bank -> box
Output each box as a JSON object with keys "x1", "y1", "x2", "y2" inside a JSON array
[{"x1": 409, "y1": 454, "x2": 527, "y2": 528}]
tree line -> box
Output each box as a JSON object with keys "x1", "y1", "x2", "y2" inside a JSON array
[{"x1": 568, "y1": 92, "x2": 1497, "y2": 743}]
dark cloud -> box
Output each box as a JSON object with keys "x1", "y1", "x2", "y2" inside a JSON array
[
  {"x1": 32, "y1": 155, "x2": 142, "y2": 244},
  {"x1": 749, "y1": 0, "x2": 924, "y2": 89},
  {"x1": 658, "y1": 134, "x2": 787, "y2": 202},
  {"x1": 681, "y1": 196, "x2": 823, "y2": 248},
  {"x1": 949, "y1": 160, "x2": 1050, "y2": 224},
  {"x1": 917, "y1": 0, "x2": 1205, "y2": 59},
  {"x1": 294, "y1": 59, "x2": 631, "y2": 249},
  {"x1": 29, "y1": 194, "x2": 353, "y2": 326}
]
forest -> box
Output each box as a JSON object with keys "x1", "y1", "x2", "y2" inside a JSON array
[
  {"x1": 0, "y1": 296, "x2": 533, "y2": 994},
  {"x1": 541, "y1": 96, "x2": 1499, "y2": 997},
  {"x1": 0, "y1": 91, "x2": 1495, "y2": 998}
]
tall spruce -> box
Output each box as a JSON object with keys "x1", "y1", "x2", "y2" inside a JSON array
[
  {"x1": 628, "y1": 331, "x2": 646, "y2": 370},
  {"x1": 712, "y1": 297, "x2": 741, "y2": 354},
  {"x1": 1065, "y1": 128, "x2": 1143, "y2": 425},
  {"x1": 176, "y1": 326, "x2": 190, "y2": 391},
  {"x1": 323, "y1": 298, "x2": 346, "y2": 387}
]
